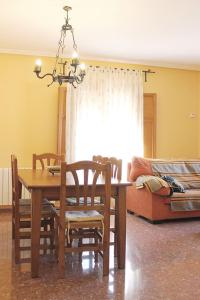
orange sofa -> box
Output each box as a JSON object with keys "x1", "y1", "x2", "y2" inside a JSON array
[{"x1": 126, "y1": 157, "x2": 200, "y2": 222}]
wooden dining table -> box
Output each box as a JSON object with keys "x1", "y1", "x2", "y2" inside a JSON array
[{"x1": 18, "y1": 169, "x2": 131, "y2": 278}]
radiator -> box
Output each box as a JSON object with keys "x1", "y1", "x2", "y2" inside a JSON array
[{"x1": 0, "y1": 168, "x2": 30, "y2": 206}]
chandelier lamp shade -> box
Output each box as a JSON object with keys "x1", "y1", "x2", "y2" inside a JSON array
[{"x1": 33, "y1": 6, "x2": 86, "y2": 87}]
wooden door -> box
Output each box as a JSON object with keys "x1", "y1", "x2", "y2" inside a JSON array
[{"x1": 144, "y1": 93, "x2": 156, "y2": 158}]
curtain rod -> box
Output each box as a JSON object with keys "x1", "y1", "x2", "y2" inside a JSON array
[{"x1": 89, "y1": 65, "x2": 155, "y2": 82}]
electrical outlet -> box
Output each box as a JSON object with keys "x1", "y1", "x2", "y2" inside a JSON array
[{"x1": 189, "y1": 113, "x2": 196, "y2": 118}]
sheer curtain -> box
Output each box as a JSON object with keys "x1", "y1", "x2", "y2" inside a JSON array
[{"x1": 66, "y1": 66, "x2": 143, "y2": 164}]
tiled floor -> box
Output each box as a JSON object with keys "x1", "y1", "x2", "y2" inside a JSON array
[{"x1": 1, "y1": 212, "x2": 200, "y2": 300}]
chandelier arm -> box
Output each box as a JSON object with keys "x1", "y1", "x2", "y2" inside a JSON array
[
  {"x1": 72, "y1": 81, "x2": 77, "y2": 88},
  {"x1": 75, "y1": 76, "x2": 81, "y2": 84},
  {"x1": 75, "y1": 71, "x2": 85, "y2": 83},
  {"x1": 76, "y1": 75, "x2": 84, "y2": 84},
  {"x1": 34, "y1": 72, "x2": 55, "y2": 86},
  {"x1": 47, "y1": 78, "x2": 55, "y2": 87},
  {"x1": 34, "y1": 72, "x2": 54, "y2": 80},
  {"x1": 68, "y1": 70, "x2": 74, "y2": 78}
]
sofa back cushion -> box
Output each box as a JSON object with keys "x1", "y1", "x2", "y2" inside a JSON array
[
  {"x1": 129, "y1": 157, "x2": 153, "y2": 181},
  {"x1": 151, "y1": 160, "x2": 200, "y2": 190}
]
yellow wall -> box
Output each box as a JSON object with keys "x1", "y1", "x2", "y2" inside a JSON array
[
  {"x1": 0, "y1": 53, "x2": 199, "y2": 167},
  {"x1": 198, "y1": 72, "x2": 200, "y2": 156},
  {"x1": 0, "y1": 54, "x2": 58, "y2": 167},
  {"x1": 144, "y1": 66, "x2": 199, "y2": 159}
]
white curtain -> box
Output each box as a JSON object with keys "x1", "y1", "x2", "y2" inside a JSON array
[{"x1": 66, "y1": 66, "x2": 144, "y2": 165}]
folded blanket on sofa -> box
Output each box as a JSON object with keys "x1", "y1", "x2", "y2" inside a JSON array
[
  {"x1": 136, "y1": 175, "x2": 173, "y2": 196},
  {"x1": 161, "y1": 175, "x2": 185, "y2": 193}
]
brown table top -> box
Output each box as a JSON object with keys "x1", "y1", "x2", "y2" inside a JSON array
[{"x1": 18, "y1": 169, "x2": 132, "y2": 189}]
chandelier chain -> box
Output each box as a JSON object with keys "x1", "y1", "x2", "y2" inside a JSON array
[
  {"x1": 71, "y1": 29, "x2": 77, "y2": 51},
  {"x1": 53, "y1": 30, "x2": 66, "y2": 75}
]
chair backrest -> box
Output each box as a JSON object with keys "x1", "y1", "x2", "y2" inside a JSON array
[
  {"x1": 59, "y1": 160, "x2": 111, "y2": 226},
  {"x1": 92, "y1": 155, "x2": 122, "y2": 181},
  {"x1": 11, "y1": 154, "x2": 20, "y2": 214},
  {"x1": 32, "y1": 153, "x2": 64, "y2": 170}
]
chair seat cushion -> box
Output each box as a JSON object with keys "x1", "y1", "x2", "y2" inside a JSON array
[
  {"x1": 43, "y1": 198, "x2": 55, "y2": 206},
  {"x1": 66, "y1": 197, "x2": 115, "y2": 213},
  {"x1": 66, "y1": 197, "x2": 101, "y2": 206},
  {"x1": 19, "y1": 198, "x2": 53, "y2": 206},
  {"x1": 65, "y1": 210, "x2": 103, "y2": 222},
  {"x1": 19, "y1": 202, "x2": 55, "y2": 216},
  {"x1": 19, "y1": 198, "x2": 31, "y2": 206}
]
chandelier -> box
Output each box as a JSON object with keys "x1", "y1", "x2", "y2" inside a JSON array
[{"x1": 34, "y1": 6, "x2": 86, "y2": 88}]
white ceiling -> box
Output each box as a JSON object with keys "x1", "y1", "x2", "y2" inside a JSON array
[{"x1": 1, "y1": 0, "x2": 200, "y2": 70}]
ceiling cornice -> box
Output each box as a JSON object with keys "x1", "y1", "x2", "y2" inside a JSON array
[{"x1": 0, "y1": 48, "x2": 200, "y2": 72}]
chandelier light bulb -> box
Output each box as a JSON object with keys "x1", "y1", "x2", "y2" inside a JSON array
[
  {"x1": 80, "y1": 63, "x2": 85, "y2": 69},
  {"x1": 72, "y1": 51, "x2": 79, "y2": 65},
  {"x1": 72, "y1": 51, "x2": 78, "y2": 58},
  {"x1": 36, "y1": 59, "x2": 42, "y2": 66},
  {"x1": 80, "y1": 63, "x2": 86, "y2": 76},
  {"x1": 34, "y1": 59, "x2": 42, "y2": 72}
]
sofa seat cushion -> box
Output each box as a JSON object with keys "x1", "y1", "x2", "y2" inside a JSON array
[
  {"x1": 169, "y1": 189, "x2": 200, "y2": 211},
  {"x1": 170, "y1": 189, "x2": 200, "y2": 201},
  {"x1": 161, "y1": 189, "x2": 200, "y2": 211}
]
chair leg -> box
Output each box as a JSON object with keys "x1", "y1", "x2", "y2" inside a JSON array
[
  {"x1": 114, "y1": 211, "x2": 119, "y2": 258},
  {"x1": 114, "y1": 232, "x2": 117, "y2": 257},
  {"x1": 42, "y1": 218, "x2": 48, "y2": 255},
  {"x1": 14, "y1": 213, "x2": 20, "y2": 263},
  {"x1": 103, "y1": 241, "x2": 109, "y2": 276},
  {"x1": 14, "y1": 231, "x2": 20, "y2": 264},
  {"x1": 114, "y1": 215, "x2": 117, "y2": 257},
  {"x1": 103, "y1": 221, "x2": 110, "y2": 276},
  {"x1": 12, "y1": 221, "x2": 15, "y2": 240},
  {"x1": 50, "y1": 217, "x2": 55, "y2": 249},
  {"x1": 78, "y1": 229, "x2": 83, "y2": 261},
  {"x1": 94, "y1": 229, "x2": 98, "y2": 263},
  {"x1": 58, "y1": 225, "x2": 65, "y2": 278},
  {"x1": 54, "y1": 221, "x2": 58, "y2": 261},
  {"x1": 12, "y1": 206, "x2": 15, "y2": 239}
]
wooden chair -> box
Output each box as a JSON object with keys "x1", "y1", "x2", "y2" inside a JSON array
[
  {"x1": 32, "y1": 153, "x2": 64, "y2": 170},
  {"x1": 33, "y1": 153, "x2": 64, "y2": 206},
  {"x1": 92, "y1": 155, "x2": 122, "y2": 181},
  {"x1": 92, "y1": 155, "x2": 122, "y2": 255},
  {"x1": 11, "y1": 155, "x2": 56, "y2": 263},
  {"x1": 55, "y1": 160, "x2": 111, "y2": 278}
]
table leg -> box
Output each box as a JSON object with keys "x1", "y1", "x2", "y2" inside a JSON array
[
  {"x1": 31, "y1": 189, "x2": 42, "y2": 278},
  {"x1": 116, "y1": 186, "x2": 126, "y2": 269}
]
